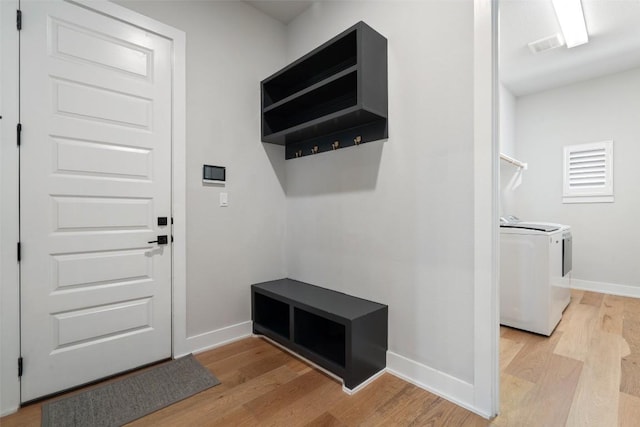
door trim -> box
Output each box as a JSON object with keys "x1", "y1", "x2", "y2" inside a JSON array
[
  {"x1": 0, "y1": 0, "x2": 21, "y2": 416},
  {"x1": 0, "y1": 0, "x2": 186, "y2": 414},
  {"x1": 472, "y1": 0, "x2": 500, "y2": 418}
]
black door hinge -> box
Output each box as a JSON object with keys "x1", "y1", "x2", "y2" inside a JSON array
[
  {"x1": 17, "y1": 242, "x2": 21, "y2": 262},
  {"x1": 16, "y1": 10, "x2": 22, "y2": 31},
  {"x1": 17, "y1": 123, "x2": 22, "y2": 146},
  {"x1": 18, "y1": 357, "x2": 23, "y2": 377}
]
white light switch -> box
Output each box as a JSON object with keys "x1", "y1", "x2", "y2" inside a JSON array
[{"x1": 219, "y1": 192, "x2": 228, "y2": 207}]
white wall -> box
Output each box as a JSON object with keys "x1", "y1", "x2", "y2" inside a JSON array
[
  {"x1": 113, "y1": 1, "x2": 288, "y2": 344},
  {"x1": 514, "y1": 67, "x2": 640, "y2": 291},
  {"x1": 499, "y1": 83, "x2": 520, "y2": 217},
  {"x1": 284, "y1": 1, "x2": 476, "y2": 385},
  {"x1": 499, "y1": 83, "x2": 516, "y2": 157}
]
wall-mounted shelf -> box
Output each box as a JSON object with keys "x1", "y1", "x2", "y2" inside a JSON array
[
  {"x1": 261, "y1": 21, "x2": 388, "y2": 159},
  {"x1": 500, "y1": 153, "x2": 528, "y2": 169},
  {"x1": 251, "y1": 278, "x2": 388, "y2": 391}
]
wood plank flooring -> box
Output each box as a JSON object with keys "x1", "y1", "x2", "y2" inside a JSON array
[
  {"x1": 2, "y1": 289, "x2": 639, "y2": 426},
  {"x1": 498, "y1": 290, "x2": 640, "y2": 427}
]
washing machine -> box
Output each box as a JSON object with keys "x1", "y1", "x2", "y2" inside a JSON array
[{"x1": 500, "y1": 220, "x2": 572, "y2": 336}]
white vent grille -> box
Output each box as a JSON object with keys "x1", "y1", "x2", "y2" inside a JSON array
[
  {"x1": 563, "y1": 141, "x2": 613, "y2": 203},
  {"x1": 568, "y1": 148, "x2": 606, "y2": 187},
  {"x1": 528, "y1": 33, "x2": 565, "y2": 54}
]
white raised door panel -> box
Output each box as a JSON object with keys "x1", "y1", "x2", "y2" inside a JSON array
[
  {"x1": 53, "y1": 298, "x2": 153, "y2": 349},
  {"x1": 51, "y1": 19, "x2": 151, "y2": 78},
  {"x1": 53, "y1": 79, "x2": 152, "y2": 129},
  {"x1": 53, "y1": 137, "x2": 152, "y2": 180},
  {"x1": 52, "y1": 249, "x2": 152, "y2": 290},
  {"x1": 52, "y1": 196, "x2": 153, "y2": 231},
  {"x1": 20, "y1": 0, "x2": 172, "y2": 401}
]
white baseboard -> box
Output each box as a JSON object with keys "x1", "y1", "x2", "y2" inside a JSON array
[
  {"x1": 181, "y1": 320, "x2": 253, "y2": 357},
  {"x1": 386, "y1": 351, "x2": 486, "y2": 418},
  {"x1": 342, "y1": 368, "x2": 386, "y2": 395},
  {"x1": 571, "y1": 279, "x2": 640, "y2": 299}
]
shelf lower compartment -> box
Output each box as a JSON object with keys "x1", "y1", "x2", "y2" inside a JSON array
[
  {"x1": 252, "y1": 292, "x2": 289, "y2": 339},
  {"x1": 255, "y1": 324, "x2": 347, "y2": 379},
  {"x1": 294, "y1": 307, "x2": 346, "y2": 368},
  {"x1": 253, "y1": 323, "x2": 290, "y2": 346},
  {"x1": 290, "y1": 342, "x2": 347, "y2": 378},
  {"x1": 263, "y1": 107, "x2": 386, "y2": 145},
  {"x1": 263, "y1": 71, "x2": 357, "y2": 136}
]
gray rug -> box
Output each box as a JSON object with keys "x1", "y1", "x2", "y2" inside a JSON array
[{"x1": 41, "y1": 354, "x2": 220, "y2": 427}]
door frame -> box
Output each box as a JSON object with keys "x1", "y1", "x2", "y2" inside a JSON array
[
  {"x1": 472, "y1": 0, "x2": 500, "y2": 418},
  {"x1": 0, "y1": 0, "x2": 186, "y2": 415}
]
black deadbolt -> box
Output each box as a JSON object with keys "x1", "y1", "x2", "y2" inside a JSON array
[{"x1": 158, "y1": 217, "x2": 168, "y2": 226}]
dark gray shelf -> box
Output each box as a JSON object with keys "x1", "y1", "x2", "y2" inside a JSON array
[
  {"x1": 260, "y1": 21, "x2": 388, "y2": 159},
  {"x1": 262, "y1": 106, "x2": 385, "y2": 146},
  {"x1": 251, "y1": 278, "x2": 388, "y2": 390},
  {"x1": 263, "y1": 66, "x2": 358, "y2": 114},
  {"x1": 262, "y1": 32, "x2": 357, "y2": 107}
]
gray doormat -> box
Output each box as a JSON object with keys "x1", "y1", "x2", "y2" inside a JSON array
[{"x1": 41, "y1": 354, "x2": 220, "y2": 427}]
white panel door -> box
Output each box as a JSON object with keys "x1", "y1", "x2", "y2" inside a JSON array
[{"x1": 20, "y1": 0, "x2": 172, "y2": 401}]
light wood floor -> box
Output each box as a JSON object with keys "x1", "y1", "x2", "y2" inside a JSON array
[
  {"x1": 2, "y1": 290, "x2": 639, "y2": 426},
  {"x1": 497, "y1": 289, "x2": 640, "y2": 427}
]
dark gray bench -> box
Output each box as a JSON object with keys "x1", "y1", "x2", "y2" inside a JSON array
[{"x1": 251, "y1": 278, "x2": 388, "y2": 391}]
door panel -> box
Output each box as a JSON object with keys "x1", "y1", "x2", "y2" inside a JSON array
[
  {"x1": 53, "y1": 80, "x2": 152, "y2": 129},
  {"x1": 53, "y1": 196, "x2": 153, "y2": 231},
  {"x1": 52, "y1": 249, "x2": 152, "y2": 290},
  {"x1": 54, "y1": 137, "x2": 152, "y2": 180},
  {"x1": 51, "y1": 20, "x2": 151, "y2": 77},
  {"x1": 20, "y1": 0, "x2": 172, "y2": 401},
  {"x1": 53, "y1": 298, "x2": 153, "y2": 348}
]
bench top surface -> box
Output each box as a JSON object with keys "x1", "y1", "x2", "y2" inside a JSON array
[{"x1": 252, "y1": 278, "x2": 387, "y2": 321}]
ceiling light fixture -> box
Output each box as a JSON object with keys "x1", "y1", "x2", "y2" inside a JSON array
[{"x1": 551, "y1": 0, "x2": 589, "y2": 48}]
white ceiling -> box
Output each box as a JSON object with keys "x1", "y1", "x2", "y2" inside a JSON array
[
  {"x1": 245, "y1": 0, "x2": 313, "y2": 24},
  {"x1": 245, "y1": 0, "x2": 640, "y2": 96},
  {"x1": 500, "y1": 0, "x2": 640, "y2": 96}
]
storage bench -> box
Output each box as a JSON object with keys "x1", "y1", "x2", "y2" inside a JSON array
[{"x1": 251, "y1": 278, "x2": 388, "y2": 391}]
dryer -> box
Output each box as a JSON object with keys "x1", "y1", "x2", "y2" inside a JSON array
[{"x1": 500, "y1": 221, "x2": 572, "y2": 336}]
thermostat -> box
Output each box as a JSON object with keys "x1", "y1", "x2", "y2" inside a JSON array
[{"x1": 203, "y1": 165, "x2": 225, "y2": 183}]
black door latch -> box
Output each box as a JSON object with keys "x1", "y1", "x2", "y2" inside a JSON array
[{"x1": 148, "y1": 235, "x2": 168, "y2": 245}]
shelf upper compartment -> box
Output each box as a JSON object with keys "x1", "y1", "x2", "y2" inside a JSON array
[
  {"x1": 260, "y1": 21, "x2": 388, "y2": 157},
  {"x1": 262, "y1": 32, "x2": 357, "y2": 108},
  {"x1": 263, "y1": 70, "x2": 358, "y2": 137},
  {"x1": 263, "y1": 66, "x2": 358, "y2": 114}
]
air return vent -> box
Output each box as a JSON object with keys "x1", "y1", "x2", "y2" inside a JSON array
[
  {"x1": 528, "y1": 34, "x2": 565, "y2": 54},
  {"x1": 563, "y1": 141, "x2": 614, "y2": 203}
]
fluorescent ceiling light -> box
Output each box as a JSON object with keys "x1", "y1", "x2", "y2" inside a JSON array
[{"x1": 551, "y1": 0, "x2": 589, "y2": 48}]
